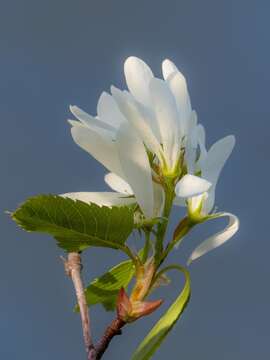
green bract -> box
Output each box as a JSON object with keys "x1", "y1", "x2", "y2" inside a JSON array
[{"x1": 132, "y1": 266, "x2": 191, "y2": 360}]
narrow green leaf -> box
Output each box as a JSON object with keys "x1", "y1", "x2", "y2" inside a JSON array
[
  {"x1": 131, "y1": 265, "x2": 191, "y2": 360},
  {"x1": 11, "y1": 195, "x2": 134, "y2": 252},
  {"x1": 82, "y1": 259, "x2": 135, "y2": 311}
]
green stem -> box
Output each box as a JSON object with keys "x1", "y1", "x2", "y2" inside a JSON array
[
  {"x1": 147, "y1": 263, "x2": 189, "y2": 297},
  {"x1": 142, "y1": 230, "x2": 151, "y2": 263},
  {"x1": 154, "y1": 182, "x2": 175, "y2": 264},
  {"x1": 160, "y1": 217, "x2": 195, "y2": 264},
  {"x1": 154, "y1": 264, "x2": 188, "y2": 281},
  {"x1": 123, "y1": 245, "x2": 141, "y2": 272}
]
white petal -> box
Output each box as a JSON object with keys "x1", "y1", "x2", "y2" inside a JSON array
[
  {"x1": 202, "y1": 135, "x2": 235, "y2": 184},
  {"x1": 175, "y1": 174, "x2": 212, "y2": 198},
  {"x1": 68, "y1": 119, "x2": 83, "y2": 127},
  {"x1": 149, "y1": 78, "x2": 180, "y2": 169},
  {"x1": 69, "y1": 118, "x2": 114, "y2": 141},
  {"x1": 70, "y1": 105, "x2": 114, "y2": 133},
  {"x1": 185, "y1": 146, "x2": 196, "y2": 174},
  {"x1": 153, "y1": 183, "x2": 165, "y2": 217},
  {"x1": 202, "y1": 188, "x2": 216, "y2": 215},
  {"x1": 111, "y1": 86, "x2": 161, "y2": 144},
  {"x1": 61, "y1": 192, "x2": 135, "y2": 207},
  {"x1": 116, "y1": 122, "x2": 154, "y2": 218},
  {"x1": 111, "y1": 86, "x2": 163, "y2": 161},
  {"x1": 163, "y1": 60, "x2": 192, "y2": 138},
  {"x1": 162, "y1": 59, "x2": 179, "y2": 80},
  {"x1": 111, "y1": 85, "x2": 133, "y2": 111},
  {"x1": 124, "y1": 56, "x2": 154, "y2": 107},
  {"x1": 167, "y1": 71, "x2": 191, "y2": 136},
  {"x1": 184, "y1": 112, "x2": 198, "y2": 174},
  {"x1": 188, "y1": 193, "x2": 206, "y2": 213},
  {"x1": 71, "y1": 125, "x2": 124, "y2": 177},
  {"x1": 185, "y1": 111, "x2": 198, "y2": 149},
  {"x1": 197, "y1": 124, "x2": 206, "y2": 146},
  {"x1": 196, "y1": 124, "x2": 207, "y2": 169},
  {"x1": 202, "y1": 135, "x2": 235, "y2": 213},
  {"x1": 97, "y1": 92, "x2": 125, "y2": 129},
  {"x1": 187, "y1": 212, "x2": 239, "y2": 264},
  {"x1": 104, "y1": 173, "x2": 133, "y2": 195}
]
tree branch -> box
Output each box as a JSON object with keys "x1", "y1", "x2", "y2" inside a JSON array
[
  {"x1": 63, "y1": 252, "x2": 96, "y2": 359},
  {"x1": 95, "y1": 318, "x2": 126, "y2": 359}
]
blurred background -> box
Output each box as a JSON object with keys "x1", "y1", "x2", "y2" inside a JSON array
[{"x1": 0, "y1": 0, "x2": 269, "y2": 359}]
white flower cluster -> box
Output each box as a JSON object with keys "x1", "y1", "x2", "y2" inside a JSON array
[{"x1": 62, "y1": 56, "x2": 239, "y2": 263}]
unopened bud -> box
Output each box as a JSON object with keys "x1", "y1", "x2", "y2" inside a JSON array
[
  {"x1": 116, "y1": 288, "x2": 132, "y2": 322},
  {"x1": 131, "y1": 299, "x2": 163, "y2": 320},
  {"x1": 116, "y1": 288, "x2": 163, "y2": 323}
]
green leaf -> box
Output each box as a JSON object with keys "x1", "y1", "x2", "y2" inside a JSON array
[
  {"x1": 11, "y1": 194, "x2": 134, "y2": 252},
  {"x1": 75, "y1": 247, "x2": 144, "y2": 312},
  {"x1": 82, "y1": 259, "x2": 135, "y2": 311},
  {"x1": 131, "y1": 265, "x2": 191, "y2": 360}
]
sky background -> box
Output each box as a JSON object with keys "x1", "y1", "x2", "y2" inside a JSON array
[{"x1": 1, "y1": 0, "x2": 269, "y2": 359}]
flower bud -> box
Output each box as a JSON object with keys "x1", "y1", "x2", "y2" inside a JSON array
[
  {"x1": 116, "y1": 288, "x2": 132, "y2": 322},
  {"x1": 116, "y1": 287, "x2": 163, "y2": 323},
  {"x1": 130, "y1": 299, "x2": 163, "y2": 320}
]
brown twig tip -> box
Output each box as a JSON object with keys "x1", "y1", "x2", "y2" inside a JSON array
[
  {"x1": 62, "y1": 252, "x2": 94, "y2": 357},
  {"x1": 62, "y1": 253, "x2": 82, "y2": 275}
]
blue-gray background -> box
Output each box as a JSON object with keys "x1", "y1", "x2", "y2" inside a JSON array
[{"x1": 1, "y1": 0, "x2": 269, "y2": 359}]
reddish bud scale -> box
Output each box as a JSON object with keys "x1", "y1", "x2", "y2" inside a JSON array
[
  {"x1": 131, "y1": 299, "x2": 163, "y2": 320},
  {"x1": 116, "y1": 288, "x2": 132, "y2": 322},
  {"x1": 116, "y1": 288, "x2": 163, "y2": 323}
]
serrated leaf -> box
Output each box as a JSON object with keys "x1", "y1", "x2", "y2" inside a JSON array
[
  {"x1": 11, "y1": 195, "x2": 134, "y2": 252},
  {"x1": 81, "y1": 259, "x2": 135, "y2": 311},
  {"x1": 131, "y1": 265, "x2": 191, "y2": 360}
]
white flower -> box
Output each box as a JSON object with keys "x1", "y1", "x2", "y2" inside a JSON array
[
  {"x1": 67, "y1": 56, "x2": 198, "y2": 213},
  {"x1": 63, "y1": 55, "x2": 238, "y2": 262},
  {"x1": 64, "y1": 56, "x2": 195, "y2": 218},
  {"x1": 110, "y1": 56, "x2": 196, "y2": 175},
  {"x1": 176, "y1": 135, "x2": 235, "y2": 214},
  {"x1": 175, "y1": 135, "x2": 239, "y2": 264}
]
